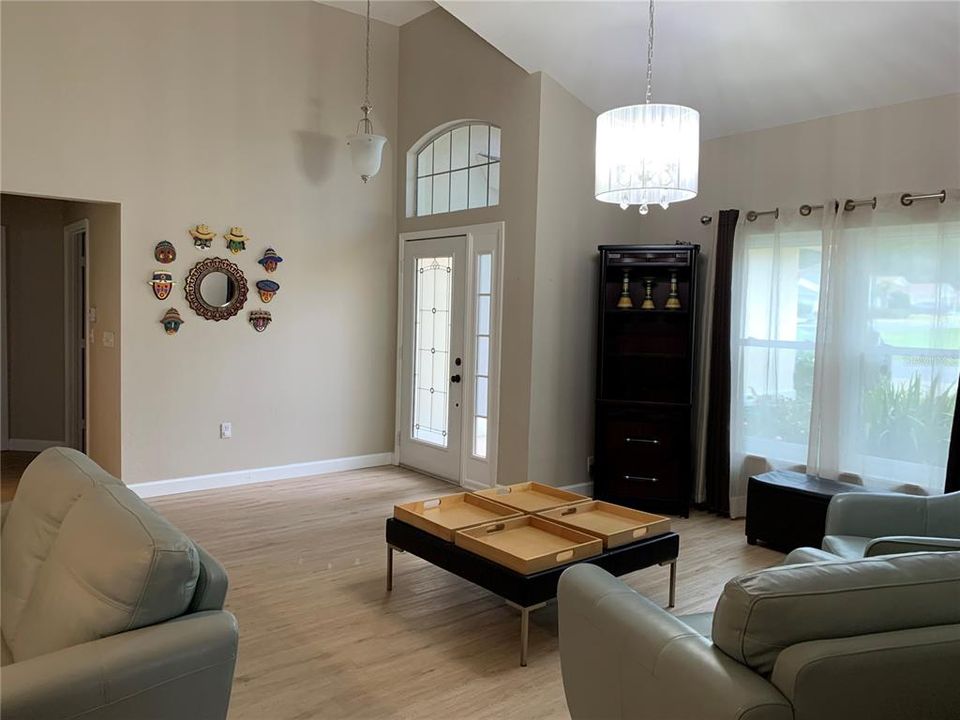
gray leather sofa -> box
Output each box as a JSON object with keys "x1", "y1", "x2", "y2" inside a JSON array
[
  {"x1": 558, "y1": 551, "x2": 960, "y2": 720},
  {"x1": 823, "y1": 490, "x2": 960, "y2": 559},
  {"x1": 0, "y1": 447, "x2": 238, "y2": 720}
]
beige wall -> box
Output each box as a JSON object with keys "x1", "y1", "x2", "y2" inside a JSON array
[
  {"x1": 639, "y1": 93, "x2": 960, "y2": 247},
  {"x1": 63, "y1": 202, "x2": 122, "y2": 476},
  {"x1": 528, "y1": 91, "x2": 960, "y2": 490},
  {"x1": 1, "y1": 194, "x2": 67, "y2": 443},
  {"x1": 397, "y1": 8, "x2": 543, "y2": 484},
  {"x1": 2, "y1": 2, "x2": 399, "y2": 483},
  {"x1": 527, "y1": 74, "x2": 653, "y2": 489}
]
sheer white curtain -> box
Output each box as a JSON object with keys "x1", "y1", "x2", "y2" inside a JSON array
[
  {"x1": 729, "y1": 207, "x2": 830, "y2": 517},
  {"x1": 808, "y1": 191, "x2": 960, "y2": 493}
]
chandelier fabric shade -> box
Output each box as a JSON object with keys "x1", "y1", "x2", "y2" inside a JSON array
[{"x1": 595, "y1": 102, "x2": 700, "y2": 210}]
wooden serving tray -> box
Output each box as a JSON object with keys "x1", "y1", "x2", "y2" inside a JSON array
[
  {"x1": 454, "y1": 516, "x2": 602, "y2": 574},
  {"x1": 394, "y1": 493, "x2": 522, "y2": 542},
  {"x1": 537, "y1": 501, "x2": 671, "y2": 549},
  {"x1": 473, "y1": 482, "x2": 590, "y2": 513}
]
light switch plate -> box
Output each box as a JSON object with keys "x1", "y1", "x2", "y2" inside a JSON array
[{"x1": 103, "y1": 331, "x2": 115, "y2": 348}]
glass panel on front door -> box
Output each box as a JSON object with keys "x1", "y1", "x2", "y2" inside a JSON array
[
  {"x1": 412, "y1": 257, "x2": 454, "y2": 447},
  {"x1": 473, "y1": 253, "x2": 493, "y2": 458}
]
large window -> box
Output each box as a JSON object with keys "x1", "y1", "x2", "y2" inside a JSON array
[
  {"x1": 731, "y1": 194, "x2": 959, "y2": 497},
  {"x1": 734, "y1": 228, "x2": 822, "y2": 465},
  {"x1": 414, "y1": 123, "x2": 501, "y2": 217}
]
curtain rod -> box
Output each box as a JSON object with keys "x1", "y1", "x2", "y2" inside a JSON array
[{"x1": 738, "y1": 189, "x2": 948, "y2": 222}]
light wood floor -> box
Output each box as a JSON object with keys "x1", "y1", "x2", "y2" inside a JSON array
[{"x1": 149, "y1": 466, "x2": 783, "y2": 720}]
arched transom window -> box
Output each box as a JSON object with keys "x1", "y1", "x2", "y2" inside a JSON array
[{"x1": 414, "y1": 122, "x2": 501, "y2": 217}]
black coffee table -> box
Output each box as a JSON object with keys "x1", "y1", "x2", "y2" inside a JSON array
[{"x1": 385, "y1": 517, "x2": 680, "y2": 666}]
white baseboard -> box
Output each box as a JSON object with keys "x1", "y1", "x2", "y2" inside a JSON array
[
  {"x1": 128, "y1": 452, "x2": 395, "y2": 498},
  {"x1": 460, "y1": 477, "x2": 489, "y2": 492},
  {"x1": 563, "y1": 481, "x2": 594, "y2": 497},
  {"x1": 7, "y1": 438, "x2": 67, "y2": 452}
]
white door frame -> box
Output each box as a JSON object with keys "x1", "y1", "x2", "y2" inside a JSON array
[
  {"x1": 63, "y1": 219, "x2": 89, "y2": 452},
  {"x1": 0, "y1": 225, "x2": 8, "y2": 451},
  {"x1": 394, "y1": 221, "x2": 505, "y2": 489}
]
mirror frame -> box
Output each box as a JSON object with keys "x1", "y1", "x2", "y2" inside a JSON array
[{"x1": 184, "y1": 257, "x2": 249, "y2": 321}]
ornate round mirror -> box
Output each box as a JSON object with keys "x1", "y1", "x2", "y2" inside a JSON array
[{"x1": 185, "y1": 257, "x2": 248, "y2": 321}]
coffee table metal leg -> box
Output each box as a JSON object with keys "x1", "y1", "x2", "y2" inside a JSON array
[
  {"x1": 667, "y1": 559, "x2": 677, "y2": 608},
  {"x1": 506, "y1": 600, "x2": 546, "y2": 667},
  {"x1": 386, "y1": 545, "x2": 404, "y2": 592},
  {"x1": 386, "y1": 545, "x2": 394, "y2": 591}
]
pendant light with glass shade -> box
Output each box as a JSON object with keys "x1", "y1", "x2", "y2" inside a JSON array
[
  {"x1": 595, "y1": 0, "x2": 699, "y2": 214},
  {"x1": 346, "y1": 0, "x2": 387, "y2": 183}
]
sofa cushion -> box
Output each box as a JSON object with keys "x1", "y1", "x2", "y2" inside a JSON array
[
  {"x1": 0, "y1": 448, "x2": 199, "y2": 662},
  {"x1": 712, "y1": 551, "x2": 960, "y2": 676},
  {"x1": 822, "y1": 534, "x2": 870, "y2": 558}
]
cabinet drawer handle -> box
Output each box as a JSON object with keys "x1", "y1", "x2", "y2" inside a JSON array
[
  {"x1": 625, "y1": 437, "x2": 659, "y2": 445},
  {"x1": 624, "y1": 475, "x2": 658, "y2": 482}
]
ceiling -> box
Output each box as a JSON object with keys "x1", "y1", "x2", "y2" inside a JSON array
[
  {"x1": 321, "y1": 1, "x2": 436, "y2": 26},
  {"x1": 438, "y1": 1, "x2": 960, "y2": 139}
]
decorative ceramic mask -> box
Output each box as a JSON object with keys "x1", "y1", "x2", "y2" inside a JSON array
[
  {"x1": 224, "y1": 226, "x2": 249, "y2": 254},
  {"x1": 154, "y1": 240, "x2": 177, "y2": 264},
  {"x1": 249, "y1": 309, "x2": 272, "y2": 332},
  {"x1": 149, "y1": 270, "x2": 176, "y2": 301},
  {"x1": 161, "y1": 307, "x2": 184, "y2": 334},
  {"x1": 258, "y1": 247, "x2": 284, "y2": 273},
  {"x1": 256, "y1": 279, "x2": 280, "y2": 303},
  {"x1": 189, "y1": 224, "x2": 216, "y2": 249}
]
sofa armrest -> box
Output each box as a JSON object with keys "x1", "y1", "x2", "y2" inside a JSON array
[
  {"x1": 1, "y1": 611, "x2": 238, "y2": 720},
  {"x1": 770, "y1": 624, "x2": 960, "y2": 720},
  {"x1": 558, "y1": 565, "x2": 792, "y2": 720},
  {"x1": 865, "y1": 536, "x2": 960, "y2": 556},
  {"x1": 189, "y1": 543, "x2": 230, "y2": 612},
  {"x1": 825, "y1": 492, "x2": 926, "y2": 539}
]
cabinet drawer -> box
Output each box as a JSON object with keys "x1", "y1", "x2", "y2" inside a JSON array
[
  {"x1": 601, "y1": 464, "x2": 681, "y2": 502},
  {"x1": 598, "y1": 410, "x2": 688, "y2": 457}
]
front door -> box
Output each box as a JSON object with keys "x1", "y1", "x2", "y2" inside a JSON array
[{"x1": 398, "y1": 235, "x2": 467, "y2": 481}]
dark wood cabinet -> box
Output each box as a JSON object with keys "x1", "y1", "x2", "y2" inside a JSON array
[{"x1": 594, "y1": 244, "x2": 700, "y2": 517}]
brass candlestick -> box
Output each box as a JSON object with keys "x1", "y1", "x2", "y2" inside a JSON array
[
  {"x1": 617, "y1": 271, "x2": 634, "y2": 309},
  {"x1": 665, "y1": 270, "x2": 682, "y2": 310},
  {"x1": 640, "y1": 277, "x2": 656, "y2": 310}
]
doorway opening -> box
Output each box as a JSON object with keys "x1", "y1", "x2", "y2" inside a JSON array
[
  {"x1": 1, "y1": 192, "x2": 121, "y2": 496},
  {"x1": 395, "y1": 222, "x2": 504, "y2": 489}
]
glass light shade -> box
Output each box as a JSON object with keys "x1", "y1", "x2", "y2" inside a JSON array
[
  {"x1": 595, "y1": 103, "x2": 699, "y2": 208},
  {"x1": 346, "y1": 132, "x2": 387, "y2": 182}
]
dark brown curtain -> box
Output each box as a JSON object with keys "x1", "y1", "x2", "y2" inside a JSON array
[
  {"x1": 703, "y1": 209, "x2": 740, "y2": 515},
  {"x1": 947, "y1": 389, "x2": 960, "y2": 493}
]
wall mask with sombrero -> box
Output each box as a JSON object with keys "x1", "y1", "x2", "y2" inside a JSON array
[
  {"x1": 149, "y1": 270, "x2": 175, "y2": 301},
  {"x1": 189, "y1": 224, "x2": 216, "y2": 249},
  {"x1": 160, "y1": 308, "x2": 184, "y2": 335},
  {"x1": 256, "y1": 279, "x2": 280, "y2": 303},
  {"x1": 258, "y1": 247, "x2": 283, "y2": 273},
  {"x1": 224, "y1": 226, "x2": 249, "y2": 255}
]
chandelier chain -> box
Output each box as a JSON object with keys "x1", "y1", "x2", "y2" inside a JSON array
[
  {"x1": 645, "y1": 0, "x2": 654, "y2": 104},
  {"x1": 363, "y1": 0, "x2": 372, "y2": 108}
]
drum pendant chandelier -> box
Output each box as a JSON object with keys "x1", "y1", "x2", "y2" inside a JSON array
[{"x1": 595, "y1": 0, "x2": 699, "y2": 214}]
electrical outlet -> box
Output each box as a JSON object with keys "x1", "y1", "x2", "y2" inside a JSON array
[
  {"x1": 220, "y1": 422, "x2": 232, "y2": 439},
  {"x1": 102, "y1": 331, "x2": 115, "y2": 348}
]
